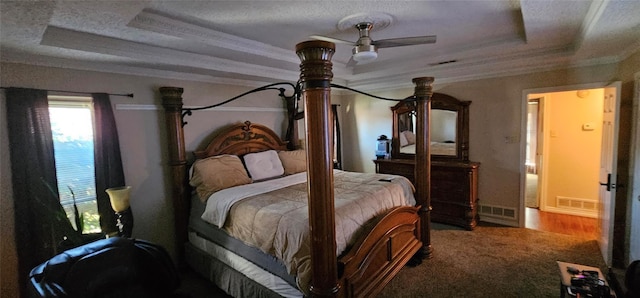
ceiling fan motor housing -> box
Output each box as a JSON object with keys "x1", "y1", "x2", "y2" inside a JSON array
[
  {"x1": 352, "y1": 23, "x2": 377, "y2": 62},
  {"x1": 352, "y1": 43, "x2": 378, "y2": 62}
]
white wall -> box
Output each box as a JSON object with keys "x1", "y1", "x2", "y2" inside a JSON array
[{"x1": 537, "y1": 89, "x2": 603, "y2": 213}]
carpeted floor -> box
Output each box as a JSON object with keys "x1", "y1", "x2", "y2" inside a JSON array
[
  {"x1": 379, "y1": 222, "x2": 607, "y2": 297},
  {"x1": 178, "y1": 222, "x2": 607, "y2": 297},
  {"x1": 525, "y1": 173, "x2": 539, "y2": 208}
]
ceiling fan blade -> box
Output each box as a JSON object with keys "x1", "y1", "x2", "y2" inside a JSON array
[
  {"x1": 308, "y1": 35, "x2": 354, "y2": 45},
  {"x1": 374, "y1": 35, "x2": 437, "y2": 48}
]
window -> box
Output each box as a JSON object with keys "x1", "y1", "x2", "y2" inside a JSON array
[{"x1": 49, "y1": 97, "x2": 101, "y2": 233}]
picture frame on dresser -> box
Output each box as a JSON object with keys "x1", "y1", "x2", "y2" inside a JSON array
[{"x1": 374, "y1": 93, "x2": 480, "y2": 230}]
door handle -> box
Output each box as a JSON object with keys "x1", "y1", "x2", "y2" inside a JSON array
[{"x1": 599, "y1": 173, "x2": 615, "y2": 191}]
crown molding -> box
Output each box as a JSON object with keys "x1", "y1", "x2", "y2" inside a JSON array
[
  {"x1": 116, "y1": 104, "x2": 286, "y2": 113},
  {"x1": 128, "y1": 10, "x2": 299, "y2": 64}
]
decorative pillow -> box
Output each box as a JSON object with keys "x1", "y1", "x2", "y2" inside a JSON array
[
  {"x1": 278, "y1": 149, "x2": 307, "y2": 175},
  {"x1": 403, "y1": 130, "x2": 416, "y2": 145},
  {"x1": 189, "y1": 155, "x2": 252, "y2": 202},
  {"x1": 243, "y1": 150, "x2": 285, "y2": 181},
  {"x1": 399, "y1": 131, "x2": 409, "y2": 147}
]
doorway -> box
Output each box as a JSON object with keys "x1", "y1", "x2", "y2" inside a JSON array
[
  {"x1": 525, "y1": 98, "x2": 540, "y2": 209},
  {"x1": 521, "y1": 84, "x2": 617, "y2": 245}
]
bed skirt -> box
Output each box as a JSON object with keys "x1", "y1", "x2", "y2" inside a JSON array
[{"x1": 186, "y1": 232, "x2": 303, "y2": 298}]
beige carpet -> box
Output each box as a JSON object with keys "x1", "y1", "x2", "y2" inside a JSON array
[
  {"x1": 526, "y1": 173, "x2": 539, "y2": 208},
  {"x1": 379, "y1": 222, "x2": 606, "y2": 297}
]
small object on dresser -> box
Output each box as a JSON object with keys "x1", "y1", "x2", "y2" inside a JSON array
[{"x1": 376, "y1": 135, "x2": 390, "y2": 159}]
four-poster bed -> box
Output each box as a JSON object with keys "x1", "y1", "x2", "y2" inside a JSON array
[{"x1": 160, "y1": 40, "x2": 434, "y2": 297}]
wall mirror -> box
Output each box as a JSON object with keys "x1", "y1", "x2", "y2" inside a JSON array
[{"x1": 391, "y1": 93, "x2": 471, "y2": 162}]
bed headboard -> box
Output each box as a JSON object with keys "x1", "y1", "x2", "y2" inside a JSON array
[{"x1": 194, "y1": 121, "x2": 289, "y2": 159}]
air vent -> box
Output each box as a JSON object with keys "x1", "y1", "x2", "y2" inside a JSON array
[
  {"x1": 478, "y1": 204, "x2": 517, "y2": 220},
  {"x1": 556, "y1": 196, "x2": 597, "y2": 211},
  {"x1": 437, "y1": 59, "x2": 457, "y2": 65},
  {"x1": 429, "y1": 59, "x2": 458, "y2": 67}
]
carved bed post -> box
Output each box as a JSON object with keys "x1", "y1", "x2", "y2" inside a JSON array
[
  {"x1": 295, "y1": 40, "x2": 339, "y2": 297},
  {"x1": 159, "y1": 87, "x2": 189, "y2": 261},
  {"x1": 413, "y1": 77, "x2": 434, "y2": 259}
]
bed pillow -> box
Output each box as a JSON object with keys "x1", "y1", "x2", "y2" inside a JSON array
[
  {"x1": 403, "y1": 130, "x2": 416, "y2": 145},
  {"x1": 278, "y1": 149, "x2": 307, "y2": 175},
  {"x1": 399, "y1": 131, "x2": 409, "y2": 147},
  {"x1": 243, "y1": 150, "x2": 285, "y2": 181},
  {"x1": 189, "y1": 155, "x2": 252, "y2": 202}
]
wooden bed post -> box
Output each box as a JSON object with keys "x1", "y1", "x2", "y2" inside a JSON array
[
  {"x1": 159, "y1": 87, "x2": 189, "y2": 261},
  {"x1": 413, "y1": 77, "x2": 434, "y2": 259},
  {"x1": 295, "y1": 40, "x2": 339, "y2": 297}
]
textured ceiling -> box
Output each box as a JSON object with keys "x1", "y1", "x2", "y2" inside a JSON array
[{"x1": 1, "y1": 1, "x2": 639, "y2": 90}]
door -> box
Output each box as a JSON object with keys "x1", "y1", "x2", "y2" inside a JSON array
[
  {"x1": 598, "y1": 82, "x2": 621, "y2": 266},
  {"x1": 535, "y1": 97, "x2": 545, "y2": 208}
]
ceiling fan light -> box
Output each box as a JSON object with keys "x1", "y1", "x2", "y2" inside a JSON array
[{"x1": 352, "y1": 45, "x2": 378, "y2": 63}]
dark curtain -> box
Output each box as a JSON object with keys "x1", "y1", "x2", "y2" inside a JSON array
[
  {"x1": 6, "y1": 88, "x2": 79, "y2": 295},
  {"x1": 92, "y1": 93, "x2": 125, "y2": 235},
  {"x1": 332, "y1": 104, "x2": 342, "y2": 170}
]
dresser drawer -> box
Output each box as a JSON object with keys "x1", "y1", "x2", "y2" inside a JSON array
[{"x1": 374, "y1": 159, "x2": 480, "y2": 230}]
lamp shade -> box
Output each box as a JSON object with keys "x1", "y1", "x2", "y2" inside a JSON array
[{"x1": 106, "y1": 186, "x2": 131, "y2": 212}]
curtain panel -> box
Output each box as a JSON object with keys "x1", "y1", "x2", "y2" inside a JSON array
[
  {"x1": 5, "y1": 88, "x2": 76, "y2": 295},
  {"x1": 92, "y1": 93, "x2": 124, "y2": 235}
]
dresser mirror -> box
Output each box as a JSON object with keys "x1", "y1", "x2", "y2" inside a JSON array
[{"x1": 391, "y1": 93, "x2": 471, "y2": 162}]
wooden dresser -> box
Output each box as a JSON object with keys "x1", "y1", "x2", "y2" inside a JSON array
[{"x1": 374, "y1": 158, "x2": 480, "y2": 230}]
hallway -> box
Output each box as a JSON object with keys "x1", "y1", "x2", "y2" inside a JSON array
[
  {"x1": 525, "y1": 207, "x2": 597, "y2": 240},
  {"x1": 524, "y1": 172, "x2": 597, "y2": 240}
]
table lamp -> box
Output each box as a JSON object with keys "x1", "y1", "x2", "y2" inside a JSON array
[{"x1": 106, "y1": 186, "x2": 133, "y2": 237}]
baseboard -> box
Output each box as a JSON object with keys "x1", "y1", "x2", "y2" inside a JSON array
[{"x1": 479, "y1": 216, "x2": 518, "y2": 227}]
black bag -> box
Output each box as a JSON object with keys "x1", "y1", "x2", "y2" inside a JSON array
[
  {"x1": 568, "y1": 270, "x2": 611, "y2": 298},
  {"x1": 626, "y1": 260, "x2": 640, "y2": 298},
  {"x1": 28, "y1": 237, "x2": 180, "y2": 298}
]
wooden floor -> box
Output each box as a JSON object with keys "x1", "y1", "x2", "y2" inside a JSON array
[{"x1": 525, "y1": 207, "x2": 598, "y2": 240}]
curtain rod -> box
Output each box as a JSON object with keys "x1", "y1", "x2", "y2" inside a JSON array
[{"x1": 0, "y1": 86, "x2": 134, "y2": 98}]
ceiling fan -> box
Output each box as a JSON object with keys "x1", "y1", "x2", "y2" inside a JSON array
[{"x1": 310, "y1": 22, "x2": 437, "y2": 66}]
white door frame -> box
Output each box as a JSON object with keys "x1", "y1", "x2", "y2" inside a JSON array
[{"x1": 519, "y1": 81, "x2": 618, "y2": 227}]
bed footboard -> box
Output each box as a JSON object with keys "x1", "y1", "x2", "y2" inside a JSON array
[{"x1": 338, "y1": 206, "x2": 421, "y2": 298}]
